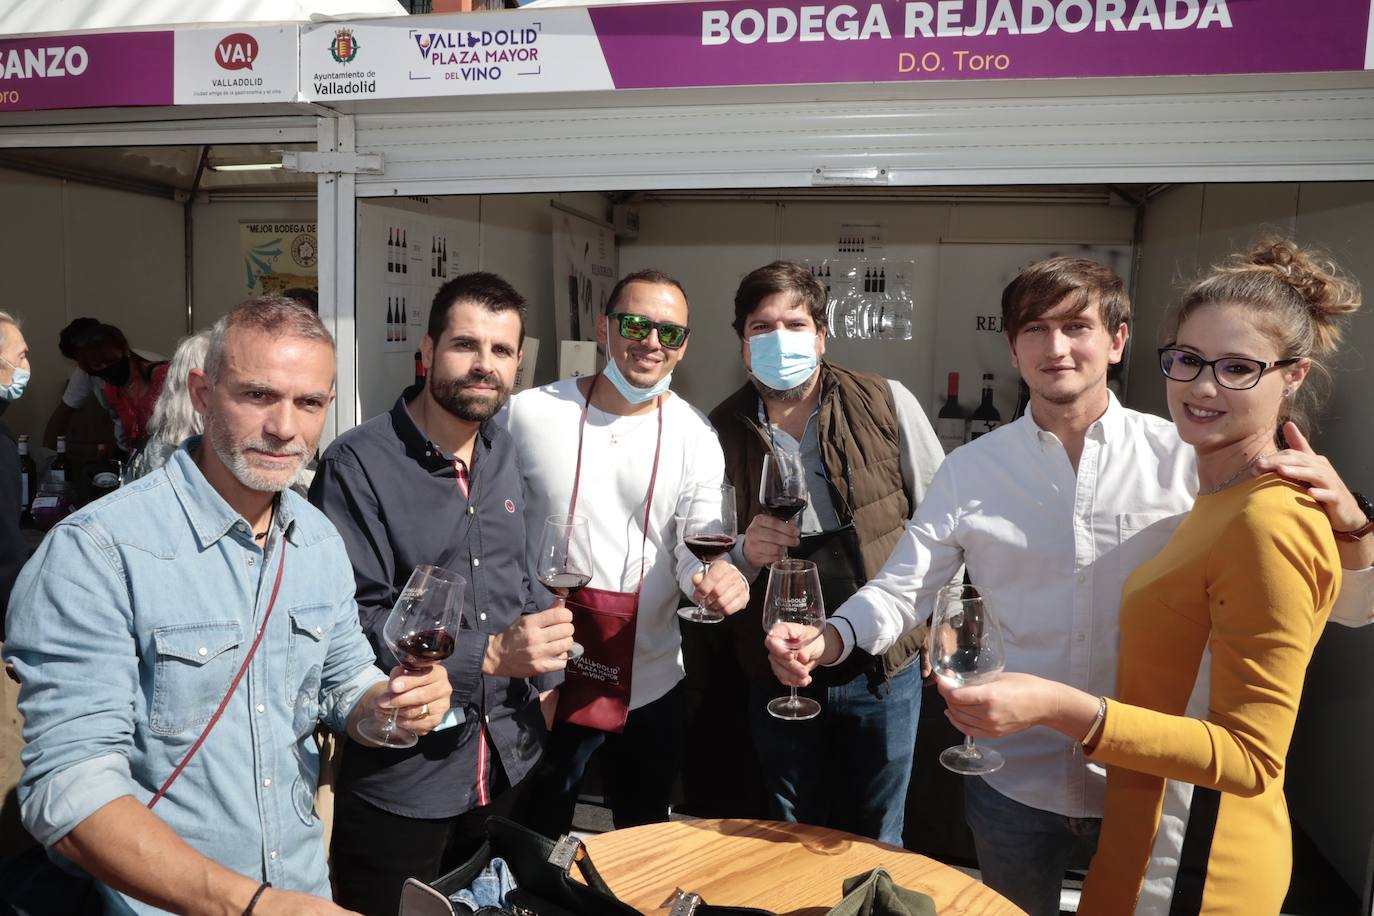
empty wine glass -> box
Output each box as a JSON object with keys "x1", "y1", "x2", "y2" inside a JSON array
[
  {"x1": 677, "y1": 484, "x2": 737, "y2": 624},
  {"x1": 762, "y1": 558, "x2": 824, "y2": 721},
  {"x1": 361, "y1": 564, "x2": 465, "y2": 750},
  {"x1": 535, "y1": 514, "x2": 588, "y2": 660},
  {"x1": 759, "y1": 450, "x2": 809, "y2": 528},
  {"x1": 930, "y1": 584, "x2": 1006, "y2": 774}
]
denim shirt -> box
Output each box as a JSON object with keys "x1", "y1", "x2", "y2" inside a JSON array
[{"x1": 4, "y1": 441, "x2": 386, "y2": 914}]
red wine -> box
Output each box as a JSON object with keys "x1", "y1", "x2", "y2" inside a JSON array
[
  {"x1": 395, "y1": 629, "x2": 454, "y2": 667},
  {"x1": 760, "y1": 496, "x2": 807, "y2": 520},
  {"x1": 539, "y1": 572, "x2": 592, "y2": 596},
  {"x1": 684, "y1": 534, "x2": 736, "y2": 562}
]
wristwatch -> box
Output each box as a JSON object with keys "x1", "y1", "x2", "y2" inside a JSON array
[{"x1": 1334, "y1": 491, "x2": 1374, "y2": 543}]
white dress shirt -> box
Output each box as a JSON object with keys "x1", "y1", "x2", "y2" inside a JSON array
[{"x1": 830, "y1": 391, "x2": 1374, "y2": 819}]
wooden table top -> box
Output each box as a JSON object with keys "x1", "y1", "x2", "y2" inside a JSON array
[{"x1": 582, "y1": 819, "x2": 1024, "y2": 916}]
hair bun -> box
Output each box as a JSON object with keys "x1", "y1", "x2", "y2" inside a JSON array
[{"x1": 1238, "y1": 239, "x2": 1361, "y2": 325}]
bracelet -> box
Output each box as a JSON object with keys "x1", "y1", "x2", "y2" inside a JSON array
[
  {"x1": 1080, "y1": 696, "x2": 1108, "y2": 747},
  {"x1": 243, "y1": 881, "x2": 271, "y2": 915}
]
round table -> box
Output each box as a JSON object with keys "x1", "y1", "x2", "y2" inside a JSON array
[{"x1": 582, "y1": 819, "x2": 1024, "y2": 915}]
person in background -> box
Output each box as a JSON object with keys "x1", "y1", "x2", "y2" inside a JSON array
[
  {"x1": 505, "y1": 269, "x2": 750, "y2": 837},
  {"x1": 123, "y1": 331, "x2": 211, "y2": 483},
  {"x1": 311, "y1": 273, "x2": 571, "y2": 914},
  {"x1": 709, "y1": 261, "x2": 944, "y2": 845},
  {"x1": 941, "y1": 240, "x2": 1370, "y2": 913},
  {"x1": 770, "y1": 254, "x2": 1374, "y2": 916},
  {"x1": 43, "y1": 319, "x2": 164, "y2": 454},
  {"x1": 5, "y1": 297, "x2": 452, "y2": 915},
  {"x1": 0, "y1": 311, "x2": 30, "y2": 637}
]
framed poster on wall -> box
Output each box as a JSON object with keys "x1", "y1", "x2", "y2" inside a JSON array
[
  {"x1": 552, "y1": 205, "x2": 616, "y2": 344},
  {"x1": 240, "y1": 220, "x2": 318, "y2": 298}
]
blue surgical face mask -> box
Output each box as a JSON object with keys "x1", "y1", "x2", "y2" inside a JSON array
[
  {"x1": 0, "y1": 358, "x2": 28, "y2": 401},
  {"x1": 603, "y1": 354, "x2": 672, "y2": 404},
  {"x1": 747, "y1": 329, "x2": 819, "y2": 391}
]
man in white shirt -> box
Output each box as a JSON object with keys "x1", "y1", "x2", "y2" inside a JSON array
[
  {"x1": 502, "y1": 269, "x2": 750, "y2": 837},
  {"x1": 769, "y1": 256, "x2": 1374, "y2": 916}
]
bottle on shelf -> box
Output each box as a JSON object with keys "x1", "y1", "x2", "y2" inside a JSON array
[
  {"x1": 386, "y1": 298, "x2": 395, "y2": 343},
  {"x1": 400, "y1": 230, "x2": 408, "y2": 273},
  {"x1": 431, "y1": 237, "x2": 438, "y2": 277},
  {"x1": 387, "y1": 228, "x2": 394, "y2": 273},
  {"x1": 17, "y1": 433, "x2": 34, "y2": 523},
  {"x1": 49, "y1": 435, "x2": 68, "y2": 484},
  {"x1": 936, "y1": 373, "x2": 965, "y2": 454},
  {"x1": 965, "y1": 373, "x2": 1002, "y2": 442},
  {"x1": 1013, "y1": 379, "x2": 1031, "y2": 420}
]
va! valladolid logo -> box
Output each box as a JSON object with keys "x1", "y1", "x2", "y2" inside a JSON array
[{"x1": 329, "y1": 28, "x2": 360, "y2": 64}]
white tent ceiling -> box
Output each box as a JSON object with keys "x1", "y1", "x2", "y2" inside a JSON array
[{"x1": 0, "y1": 0, "x2": 405, "y2": 37}]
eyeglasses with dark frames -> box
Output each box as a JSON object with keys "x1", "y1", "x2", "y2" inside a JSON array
[
  {"x1": 1157, "y1": 347, "x2": 1301, "y2": 391},
  {"x1": 607, "y1": 312, "x2": 691, "y2": 350}
]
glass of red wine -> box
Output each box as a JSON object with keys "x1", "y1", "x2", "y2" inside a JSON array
[
  {"x1": 677, "y1": 483, "x2": 737, "y2": 624},
  {"x1": 359, "y1": 564, "x2": 465, "y2": 749},
  {"x1": 760, "y1": 450, "x2": 809, "y2": 530},
  {"x1": 535, "y1": 514, "x2": 588, "y2": 660}
]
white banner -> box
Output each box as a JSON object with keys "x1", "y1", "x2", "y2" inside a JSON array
[
  {"x1": 299, "y1": 9, "x2": 613, "y2": 102},
  {"x1": 174, "y1": 26, "x2": 298, "y2": 105},
  {"x1": 552, "y1": 206, "x2": 617, "y2": 344}
]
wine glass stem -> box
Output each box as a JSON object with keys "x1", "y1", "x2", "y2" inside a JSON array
[
  {"x1": 384, "y1": 664, "x2": 430, "y2": 736},
  {"x1": 964, "y1": 734, "x2": 980, "y2": 758},
  {"x1": 699, "y1": 561, "x2": 709, "y2": 610},
  {"x1": 789, "y1": 686, "x2": 799, "y2": 707}
]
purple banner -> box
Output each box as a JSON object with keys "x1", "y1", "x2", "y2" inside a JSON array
[
  {"x1": 590, "y1": 0, "x2": 1372, "y2": 90},
  {"x1": 0, "y1": 32, "x2": 174, "y2": 112}
]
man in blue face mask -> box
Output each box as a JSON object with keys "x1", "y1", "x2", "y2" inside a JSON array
[
  {"x1": 0, "y1": 311, "x2": 30, "y2": 639},
  {"x1": 503, "y1": 268, "x2": 750, "y2": 838},
  {"x1": 707, "y1": 260, "x2": 944, "y2": 846}
]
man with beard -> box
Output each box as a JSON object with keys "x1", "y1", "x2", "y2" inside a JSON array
[
  {"x1": 5, "y1": 297, "x2": 451, "y2": 915},
  {"x1": 310, "y1": 272, "x2": 573, "y2": 913},
  {"x1": 505, "y1": 269, "x2": 750, "y2": 837},
  {"x1": 707, "y1": 261, "x2": 944, "y2": 846}
]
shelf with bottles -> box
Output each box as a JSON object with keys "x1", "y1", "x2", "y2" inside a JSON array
[{"x1": 802, "y1": 257, "x2": 915, "y2": 341}]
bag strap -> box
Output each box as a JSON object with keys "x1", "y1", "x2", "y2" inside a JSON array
[
  {"x1": 548, "y1": 834, "x2": 616, "y2": 897},
  {"x1": 148, "y1": 538, "x2": 287, "y2": 809},
  {"x1": 568, "y1": 374, "x2": 664, "y2": 594}
]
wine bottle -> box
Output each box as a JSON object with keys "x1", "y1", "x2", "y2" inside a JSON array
[
  {"x1": 1013, "y1": 379, "x2": 1031, "y2": 420},
  {"x1": 387, "y1": 298, "x2": 395, "y2": 343},
  {"x1": 387, "y1": 228, "x2": 394, "y2": 273},
  {"x1": 936, "y1": 373, "x2": 965, "y2": 454},
  {"x1": 50, "y1": 435, "x2": 68, "y2": 484},
  {"x1": 17, "y1": 433, "x2": 34, "y2": 521},
  {"x1": 431, "y1": 237, "x2": 438, "y2": 277},
  {"x1": 966, "y1": 373, "x2": 1002, "y2": 442},
  {"x1": 400, "y1": 230, "x2": 408, "y2": 273}
]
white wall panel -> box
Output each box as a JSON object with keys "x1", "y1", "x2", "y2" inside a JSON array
[{"x1": 353, "y1": 87, "x2": 1374, "y2": 196}]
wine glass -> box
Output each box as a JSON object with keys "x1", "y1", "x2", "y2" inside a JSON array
[
  {"x1": 358, "y1": 565, "x2": 465, "y2": 750},
  {"x1": 760, "y1": 450, "x2": 809, "y2": 528},
  {"x1": 535, "y1": 514, "x2": 588, "y2": 660},
  {"x1": 676, "y1": 483, "x2": 737, "y2": 624},
  {"x1": 930, "y1": 584, "x2": 1006, "y2": 775},
  {"x1": 762, "y1": 558, "x2": 824, "y2": 720}
]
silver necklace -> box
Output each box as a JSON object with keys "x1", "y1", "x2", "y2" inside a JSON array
[{"x1": 1200, "y1": 452, "x2": 1273, "y2": 496}]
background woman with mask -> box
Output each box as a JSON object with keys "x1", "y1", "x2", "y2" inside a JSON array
[
  {"x1": 0, "y1": 311, "x2": 31, "y2": 638},
  {"x1": 68, "y1": 324, "x2": 169, "y2": 456},
  {"x1": 706, "y1": 260, "x2": 944, "y2": 844},
  {"x1": 939, "y1": 240, "x2": 1363, "y2": 914}
]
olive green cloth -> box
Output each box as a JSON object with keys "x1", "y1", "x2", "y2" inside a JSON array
[{"x1": 829, "y1": 867, "x2": 937, "y2": 916}]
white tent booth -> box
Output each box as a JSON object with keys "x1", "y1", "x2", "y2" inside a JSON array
[
  {"x1": 3, "y1": 0, "x2": 1374, "y2": 905},
  {"x1": 300, "y1": 3, "x2": 1374, "y2": 905}
]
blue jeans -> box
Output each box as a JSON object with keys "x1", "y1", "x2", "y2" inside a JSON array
[
  {"x1": 747, "y1": 660, "x2": 921, "y2": 847},
  {"x1": 963, "y1": 777, "x2": 1102, "y2": 916}
]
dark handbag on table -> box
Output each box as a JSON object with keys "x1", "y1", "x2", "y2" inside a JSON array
[
  {"x1": 400, "y1": 817, "x2": 641, "y2": 916},
  {"x1": 0, "y1": 544, "x2": 289, "y2": 916},
  {"x1": 665, "y1": 867, "x2": 934, "y2": 916}
]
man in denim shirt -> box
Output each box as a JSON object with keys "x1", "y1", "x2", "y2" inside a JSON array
[{"x1": 5, "y1": 298, "x2": 452, "y2": 915}]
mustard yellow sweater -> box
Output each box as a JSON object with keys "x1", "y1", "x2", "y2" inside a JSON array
[{"x1": 1081, "y1": 474, "x2": 1339, "y2": 915}]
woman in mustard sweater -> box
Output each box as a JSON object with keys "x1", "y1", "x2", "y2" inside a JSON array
[{"x1": 942, "y1": 240, "x2": 1363, "y2": 915}]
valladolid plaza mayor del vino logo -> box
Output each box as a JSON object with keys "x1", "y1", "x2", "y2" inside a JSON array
[{"x1": 329, "y1": 29, "x2": 360, "y2": 64}]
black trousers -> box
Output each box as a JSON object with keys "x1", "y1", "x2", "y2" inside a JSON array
[
  {"x1": 330, "y1": 755, "x2": 527, "y2": 916},
  {"x1": 525, "y1": 683, "x2": 684, "y2": 839}
]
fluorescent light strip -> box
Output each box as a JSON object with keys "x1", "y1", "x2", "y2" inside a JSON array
[{"x1": 208, "y1": 162, "x2": 283, "y2": 172}]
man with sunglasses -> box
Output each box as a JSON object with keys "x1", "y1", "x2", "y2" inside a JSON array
[
  {"x1": 767, "y1": 256, "x2": 1374, "y2": 916},
  {"x1": 503, "y1": 268, "x2": 750, "y2": 837},
  {"x1": 707, "y1": 260, "x2": 945, "y2": 846}
]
